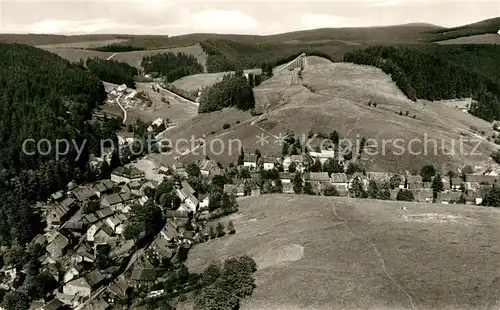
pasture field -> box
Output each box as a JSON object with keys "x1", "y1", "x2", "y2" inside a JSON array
[{"x1": 186, "y1": 195, "x2": 500, "y2": 310}]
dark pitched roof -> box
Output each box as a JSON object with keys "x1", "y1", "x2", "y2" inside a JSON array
[
  {"x1": 72, "y1": 187, "x2": 97, "y2": 202},
  {"x1": 331, "y1": 173, "x2": 348, "y2": 183},
  {"x1": 130, "y1": 266, "x2": 157, "y2": 282},
  {"x1": 102, "y1": 193, "x2": 123, "y2": 206},
  {"x1": 42, "y1": 298, "x2": 64, "y2": 310},
  {"x1": 84, "y1": 269, "x2": 106, "y2": 288},
  {"x1": 304, "y1": 172, "x2": 330, "y2": 182}
]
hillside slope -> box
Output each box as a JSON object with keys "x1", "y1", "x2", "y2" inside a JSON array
[
  {"x1": 165, "y1": 56, "x2": 497, "y2": 172},
  {"x1": 186, "y1": 195, "x2": 500, "y2": 310},
  {"x1": 431, "y1": 17, "x2": 500, "y2": 42}
]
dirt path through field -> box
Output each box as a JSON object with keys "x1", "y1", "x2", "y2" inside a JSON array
[{"x1": 330, "y1": 201, "x2": 417, "y2": 310}]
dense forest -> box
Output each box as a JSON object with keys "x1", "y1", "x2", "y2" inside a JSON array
[
  {"x1": 343, "y1": 44, "x2": 500, "y2": 121},
  {"x1": 200, "y1": 39, "x2": 350, "y2": 73},
  {"x1": 141, "y1": 52, "x2": 204, "y2": 82},
  {"x1": 90, "y1": 43, "x2": 145, "y2": 52},
  {"x1": 198, "y1": 71, "x2": 255, "y2": 113},
  {"x1": 0, "y1": 43, "x2": 113, "y2": 245},
  {"x1": 86, "y1": 58, "x2": 138, "y2": 88}
]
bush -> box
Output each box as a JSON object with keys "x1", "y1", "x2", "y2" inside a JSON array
[{"x1": 223, "y1": 124, "x2": 231, "y2": 130}]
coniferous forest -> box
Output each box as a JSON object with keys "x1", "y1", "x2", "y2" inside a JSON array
[
  {"x1": 86, "y1": 57, "x2": 138, "y2": 88},
  {"x1": 90, "y1": 43, "x2": 145, "y2": 52},
  {"x1": 343, "y1": 44, "x2": 500, "y2": 121},
  {"x1": 198, "y1": 71, "x2": 255, "y2": 113},
  {"x1": 141, "y1": 52, "x2": 204, "y2": 82},
  {"x1": 0, "y1": 43, "x2": 113, "y2": 245}
]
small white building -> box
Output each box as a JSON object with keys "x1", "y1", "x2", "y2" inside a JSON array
[{"x1": 262, "y1": 157, "x2": 276, "y2": 170}]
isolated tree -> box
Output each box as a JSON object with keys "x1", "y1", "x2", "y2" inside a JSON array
[
  {"x1": 323, "y1": 186, "x2": 339, "y2": 196},
  {"x1": 288, "y1": 161, "x2": 297, "y2": 173},
  {"x1": 216, "y1": 222, "x2": 225, "y2": 237},
  {"x1": 237, "y1": 148, "x2": 245, "y2": 166},
  {"x1": 481, "y1": 186, "x2": 500, "y2": 208},
  {"x1": 310, "y1": 158, "x2": 322, "y2": 172},
  {"x1": 329, "y1": 130, "x2": 340, "y2": 145},
  {"x1": 201, "y1": 263, "x2": 221, "y2": 287},
  {"x1": 303, "y1": 182, "x2": 315, "y2": 195},
  {"x1": 420, "y1": 165, "x2": 436, "y2": 182},
  {"x1": 431, "y1": 174, "x2": 444, "y2": 200},
  {"x1": 396, "y1": 189, "x2": 414, "y2": 202},
  {"x1": 322, "y1": 158, "x2": 343, "y2": 176},
  {"x1": 345, "y1": 162, "x2": 361, "y2": 175},
  {"x1": 227, "y1": 221, "x2": 236, "y2": 234},
  {"x1": 292, "y1": 173, "x2": 303, "y2": 194},
  {"x1": 351, "y1": 177, "x2": 367, "y2": 198},
  {"x1": 367, "y1": 180, "x2": 379, "y2": 199},
  {"x1": 389, "y1": 174, "x2": 402, "y2": 189}
]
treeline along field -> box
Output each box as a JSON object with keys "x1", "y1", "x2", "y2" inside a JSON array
[
  {"x1": 201, "y1": 39, "x2": 356, "y2": 73},
  {"x1": 343, "y1": 44, "x2": 500, "y2": 121},
  {"x1": 86, "y1": 57, "x2": 138, "y2": 88},
  {"x1": 142, "y1": 52, "x2": 204, "y2": 82}
]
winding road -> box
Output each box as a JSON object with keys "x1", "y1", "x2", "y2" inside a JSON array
[{"x1": 115, "y1": 93, "x2": 127, "y2": 124}]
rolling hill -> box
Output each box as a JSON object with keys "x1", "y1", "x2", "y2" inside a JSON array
[
  {"x1": 185, "y1": 195, "x2": 500, "y2": 310},
  {"x1": 162, "y1": 56, "x2": 497, "y2": 173},
  {"x1": 431, "y1": 17, "x2": 500, "y2": 42}
]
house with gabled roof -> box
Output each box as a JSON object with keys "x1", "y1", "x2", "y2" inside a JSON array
[
  {"x1": 111, "y1": 166, "x2": 145, "y2": 184},
  {"x1": 71, "y1": 187, "x2": 98, "y2": 203},
  {"x1": 304, "y1": 172, "x2": 330, "y2": 183},
  {"x1": 262, "y1": 157, "x2": 276, "y2": 170},
  {"x1": 50, "y1": 190, "x2": 65, "y2": 202},
  {"x1": 450, "y1": 177, "x2": 463, "y2": 190},
  {"x1": 200, "y1": 159, "x2": 221, "y2": 176},
  {"x1": 279, "y1": 172, "x2": 294, "y2": 184},
  {"x1": 46, "y1": 201, "x2": 78, "y2": 229},
  {"x1": 159, "y1": 220, "x2": 179, "y2": 243},
  {"x1": 331, "y1": 173, "x2": 348, "y2": 190},
  {"x1": 63, "y1": 269, "x2": 105, "y2": 298},
  {"x1": 243, "y1": 154, "x2": 258, "y2": 169},
  {"x1": 436, "y1": 191, "x2": 463, "y2": 204},
  {"x1": 406, "y1": 175, "x2": 423, "y2": 190},
  {"x1": 224, "y1": 184, "x2": 245, "y2": 196},
  {"x1": 175, "y1": 181, "x2": 198, "y2": 212},
  {"x1": 366, "y1": 172, "x2": 391, "y2": 184},
  {"x1": 282, "y1": 183, "x2": 295, "y2": 194},
  {"x1": 46, "y1": 232, "x2": 69, "y2": 260}
]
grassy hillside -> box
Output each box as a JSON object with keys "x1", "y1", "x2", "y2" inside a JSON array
[
  {"x1": 436, "y1": 34, "x2": 500, "y2": 45},
  {"x1": 163, "y1": 56, "x2": 497, "y2": 172},
  {"x1": 343, "y1": 45, "x2": 500, "y2": 121},
  {"x1": 186, "y1": 195, "x2": 500, "y2": 310},
  {"x1": 431, "y1": 17, "x2": 500, "y2": 42}
]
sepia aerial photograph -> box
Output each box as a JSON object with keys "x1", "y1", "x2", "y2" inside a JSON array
[{"x1": 1, "y1": 0, "x2": 500, "y2": 309}]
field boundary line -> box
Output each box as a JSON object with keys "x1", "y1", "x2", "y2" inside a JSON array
[{"x1": 330, "y1": 202, "x2": 417, "y2": 310}]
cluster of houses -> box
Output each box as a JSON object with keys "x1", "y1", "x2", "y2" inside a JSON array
[
  {"x1": 3, "y1": 145, "x2": 498, "y2": 309},
  {"x1": 1, "y1": 161, "x2": 215, "y2": 310},
  {"x1": 228, "y1": 152, "x2": 491, "y2": 205}
]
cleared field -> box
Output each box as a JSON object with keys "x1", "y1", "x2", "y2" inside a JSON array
[
  {"x1": 35, "y1": 39, "x2": 130, "y2": 49},
  {"x1": 186, "y1": 195, "x2": 500, "y2": 310},
  {"x1": 436, "y1": 34, "x2": 500, "y2": 45},
  {"x1": 41, "y1": 47, "x2": 112, "y2": 62},
  {"x1": 101, "y1": 82, "x2": 198, "y2": 126},
  {"x1": 111, "y1": 43, "x2": 207, "y2": 70},
  {"x1": 171, "y1": 69, "x2": 262, "y2": 93},
  {"x1": 164, "y1": 56, "x2": 498, "y2": 172}
]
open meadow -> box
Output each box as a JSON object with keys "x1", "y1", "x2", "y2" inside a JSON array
[{"x1": 185, "y1": 195, "x2": 500, "y2": 310}]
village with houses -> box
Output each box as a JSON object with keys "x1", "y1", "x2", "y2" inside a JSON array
[{"x1": 1, "y1": 128, "x2": 497, "y2": 309}]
